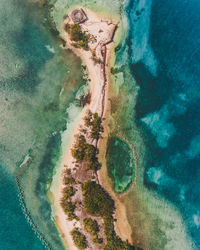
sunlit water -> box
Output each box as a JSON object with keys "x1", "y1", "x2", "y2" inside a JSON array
[
  {"x1": 0, "y1": 0, "x2": 85, "y2": 249},
  {"x1": 0, "y1": 0, "x2": 199, "y2": 249},
  {"x1": 126, "y1": 0, "x2": 200, "y2": 248}
]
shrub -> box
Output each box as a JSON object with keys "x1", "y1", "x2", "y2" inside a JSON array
[
  {"x1": 93, "y1": 237, "x2": 103, "y2": 244},
  {"x1": 86, "y1": 161, "x2": 101, "y2": 172},
  {"x1": 84, "y1": 111, "x2": 92, "y2": 127},
  {"x1": 71, "y1": 228, "x2": 87, "y2": 249},
  {"x1": 72, "y1": 43, "x2": 81, "y2": 48},
  {"x1": 110, "y1": 67, "x2": 121, "y2": 75},
  {"x1": 81, "y1": 181, "x2": 135, "y2": 249},
  {"x1": 70, "y1": 24, "x2": 83, "y2": 41},
  {"x1": 79, "y1": 93, "x2": 91, "y2": 107},
  {"x1": 81, "y1": 181, "x2": 114, "y2": 217},
  {"x1": 103, "y1": 218, "x2": 135, "y2": 249},
  {"x1": 65, "y1": 24, "x2": 89, "y2": 50},
  {"x1": 71, "y1": 135, "x2": 87, "y2": 161},
  {"x1": 71, "y1": 135, "x2": 97, "y2": 162},
  {"x1": 71, "y1": 135, "x2": 101, "y2": 171},
  {"x1": 63, "y1": 176, "x2": 75, "y2": 185},
  {"x1": 65, "y1": 24, "x2": 71, "y2": 33},
  {"x1": 92, "y1": 56, "x2": 101, "y2": 64},
  {"x1": 84, "y1": 112, "x2": 103, "y2": 140},
  {"x1": 60, "y1": 200, "x2": 77, "y2": 221},
  {"x1": 66, "y1": 169, "x2": 71, "y2": 175},
  {"x1": 62, "y1": 186, "x2": 75, "y2": 200},
  {"x1": 90, "y1": 113, "x2": 103, "y2": 139},
  {"x1": 83, "y1": 218, "x2": 99, "y2": 236}
]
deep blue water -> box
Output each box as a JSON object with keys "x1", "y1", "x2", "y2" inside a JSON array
[{"x1": 127, "y1": 0, "x2": 200, "y2": 248}]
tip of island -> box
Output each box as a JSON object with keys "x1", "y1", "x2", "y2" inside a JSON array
[{"x1": 51, "y1": 7, "x2": 135, "y2": 250}]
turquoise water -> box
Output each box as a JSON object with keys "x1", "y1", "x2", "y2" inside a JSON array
[
  {"x1": 0, "y1": 167, "x2": 45, "y2": 250},
  {"x1": 124, "y1": 0, "x2": 200, "y2": 248},
  {"x1": 1, "y1": 0, "x2": 199, "y2": 249},
  {"x1": 0, "y1": 0, "x2": 85, "y2": 249}
]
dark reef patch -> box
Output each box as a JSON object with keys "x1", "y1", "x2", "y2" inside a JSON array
[{"x1": 106, "y1": 136, "x2": 135, "y2": 193}]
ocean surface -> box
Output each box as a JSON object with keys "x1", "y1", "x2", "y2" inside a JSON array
[
  {"x1": 126, "y1": 0, "x2": 200, "y2": 248},
  {"x1": 0, "y1": 0, "x2": 199, "y2": 249}
]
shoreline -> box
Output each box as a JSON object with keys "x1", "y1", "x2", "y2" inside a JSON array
[
  {"x1": 51, "y1": 7, "x2": 133, "y2": 249},
  {"x1": 97, "y1": 88, "x2": 134, "y2": 244},
  {"x1": 96, "y1": 30, "x2": 134, "y2": 244}
]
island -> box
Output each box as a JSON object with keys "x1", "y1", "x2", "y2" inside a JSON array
[{"x1": 52, "y1": 7, "x2": 134, "y2": 250}]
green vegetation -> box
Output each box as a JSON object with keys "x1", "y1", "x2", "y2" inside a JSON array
[
  {"x1": 82, "y1": 181, "x2": 114, "y2": 218},
  {"x1": 63, "y1": 176, "x2": 75, "y2": 185},
  {"x1": 84, "y1": 112, "x2": 103, "y2": 140},
  {"x1": 114, "y1": 44, "x2": 122, "y2": 52},
  {"x1": 83, "y1": 218, "x2": 103, "y2": 244},
  {"x1": 71, "y1": 135, "x2": 95, "y2": 162},
  {"x1": 90, "y1": 113, "x2": 103, "y2": 139},
  {"x1": 103, "y1": 220, "x2": 134, "y2": 250},
  {"x1": 110, "y1": 67, "x2": 120, "y2": 75},
  {"x1": 62, "y1": 186, "x2": 75, "y2": 199},
  {"x1": 65, "y1": 24, "x2": 90, "y2": 50},
  {"x1": 60, "y1": 174, "x2": 77, "y2": 220},
  {"x1": 60, "y1": 200, "x2": 77, "y2": 220},
  {"x1": 92, "y1": 56, "x2": 101, "y2": 64},
  {"x1": 60, "y1": 110, "x2": 135, "y2": 249},
  {"x1": 91, "y1": 49, "x2": 101, "y2": 64},
  {"x1": 71, "y1": 228, "x2": 87, "y2": 249},
  {"x1": 71, "y1": 135, "x2": 101, "y2": 171},
  {"x1": 79, "y1": 92, "x2": 91, "y2": 107},
  {"x1": 66, "y1": 168, "x2": 71, "y2": 175},
  {"x1": 83, "y1": 218, "x2": 99, "y2": 236},
  {"x1": 82, "y1": 181, "x2": 134, "y2": 249},
  {"x1": 93, "y1": 236, "x2": 103, "y2": 244}
]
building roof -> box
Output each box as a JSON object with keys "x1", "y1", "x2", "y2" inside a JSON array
[{"x1": 71, "y1": 9, "x2": 87, "y2": 24}]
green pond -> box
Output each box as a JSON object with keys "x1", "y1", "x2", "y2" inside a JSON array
[{"x1": 106, "y1": 136, "x2": 135, "y2": 193}]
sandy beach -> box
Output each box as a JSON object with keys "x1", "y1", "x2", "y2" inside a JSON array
[{"x1": 51, "y1": 7, "x2": 133, "y2": 249}]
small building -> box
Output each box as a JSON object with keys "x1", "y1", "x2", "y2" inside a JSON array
[{"x1": 71, "y1": 9, "x2": 87, "y2": 24}]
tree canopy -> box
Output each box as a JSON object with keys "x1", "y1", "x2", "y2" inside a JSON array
[
  {"x1": 65, "y1": 24, "x2": 89, "y2": 50},
  {"x1": 82, "y1": 181, "x2": 114, "y2": 218},
  {"x1": 83, "y1": 218, "x2": 99, "y2": 236},
  {"x1": 71, "y1": 135, "x2": 101, "y2": 171},
  {"x1": 71, "y1": 228, "x2": 87, "y2": 249}
]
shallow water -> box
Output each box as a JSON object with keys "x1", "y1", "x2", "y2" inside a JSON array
[
  {"x1": 0, "y1": 0, "x2": 85, "y2": 249},
  {"x1": 0, "y1": 167, "x2": 45, "y2": 250},
  {"x1": 106, "y1": 136, "x2": 135, "y2": 193},
  {"x1": 1, "y1": 0, "x2": 199, "y2": 249},
  {"x1": 126, "y1": 0, "x2": 200, "y2": 248},
  {"x1": 105, "y1": 0, "x2": 199, "y2": 248}
]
